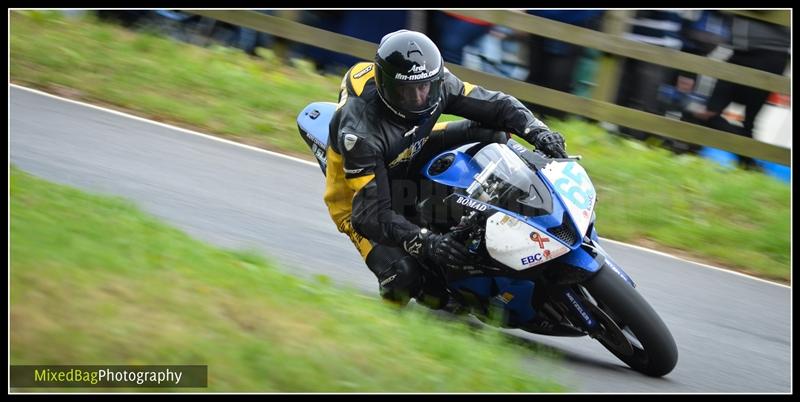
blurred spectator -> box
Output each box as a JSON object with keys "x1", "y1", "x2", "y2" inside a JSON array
[
  {"x1": 292, "y1": 10, "x2": 347, "y2": 73},
  {"x1": 461, "y1": 26, "x2": 530, "y2": 80},
  {"x1": 684, "y1": 14, "x2": 790, "y2": 170},
  {"x1": 294, "y1": 10, "x2": 409, "y2": 75},
  {"x1": 218, "y1": 10, "x2": 276, "y2": 55},
  {"x1": 679, "y1": 11, "x2": 732, "y2": 61},
  {"x1": 524, "y1": 10, "x2": 605, "y2": 120},
  {"x1": 572, "y1": 47, "x2": 602, "y2": 98},
  {"x1": 427, "y1": 12, "x2": 529, "y2": 81},
  {"x1": 157, "y1": 10, "x2": 272, "y2": 54},
  {"x1": 93, "y1": 10, "x2": 275, "y2": 56},
  {"x1": 668, "y1": 10, "x2": 732, "y2": 104},
  {"x1": 615, "y1": 10, "x2": 689, "y2": 141},
  {"x1": 655, "y1": 10, "x2": 732, "y2": 154},
  {"x1": 427, "y1": 11, "x2": 493, "y2": 65}
]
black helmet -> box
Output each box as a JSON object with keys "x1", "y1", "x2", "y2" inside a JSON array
[{"x1": 374, "y1": 30, "x2": 444, "y2": 124}]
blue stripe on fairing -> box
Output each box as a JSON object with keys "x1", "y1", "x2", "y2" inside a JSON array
[
  {"x1": 558, "y1": 244, "x2": 602, "y2": 273},
  {"x1": 423, "y1": 150, "x2": 483, "y2": 189},
  {"x1": 591, "y1": 239, "x2": 636, "y2": 288}
]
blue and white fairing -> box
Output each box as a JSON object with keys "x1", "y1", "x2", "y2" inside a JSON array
[
  {"x1": 424, "y1": 143, "x2": 598, "y2": 272},
  {"x1": 296, "y1": 102, "x2": 337, "y2": 173},
  {"x1": 538, "y1": 155, "x2": 597, "y2": 239}
]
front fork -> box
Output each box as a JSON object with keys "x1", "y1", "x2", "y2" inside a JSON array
[
  {"x1": 548, "y1": 228, "x2": 636, "y2": 334},
  {"x1": 561, "y1": 287, "x2": 599, "y2": 331}
]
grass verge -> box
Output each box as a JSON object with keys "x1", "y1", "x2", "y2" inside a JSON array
[{"x1": 10, "y1": 166, "x2": 566, "y2": 392}]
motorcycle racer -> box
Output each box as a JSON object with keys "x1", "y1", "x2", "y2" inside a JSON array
[{"x1": 324, "y1": 29, "x2": 567, "y2": 309}]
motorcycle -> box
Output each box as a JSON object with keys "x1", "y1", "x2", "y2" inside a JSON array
[{"x1": 297, "y1": 102, "x2": 678, "y2": 377}]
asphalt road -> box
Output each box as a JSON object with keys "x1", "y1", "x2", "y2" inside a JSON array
[{"x1": 10, "y1": 85, "x2": 792, "y2": 393}]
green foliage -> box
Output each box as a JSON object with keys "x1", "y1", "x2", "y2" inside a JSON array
[{"x1": 10, "y1": 167, "x2": 565, "y2": 392}]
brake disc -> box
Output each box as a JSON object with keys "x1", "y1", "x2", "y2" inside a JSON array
[{"x1": 587, "y1": 302, "x2": 634, "y2": 357}]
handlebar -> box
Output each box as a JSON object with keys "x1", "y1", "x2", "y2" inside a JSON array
[{"x1": 531, "y1": 148, "x2": 581, "y2": 161}]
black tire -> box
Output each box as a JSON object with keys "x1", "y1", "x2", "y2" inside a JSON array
[{"x1": 583, "y1": 265, "x2": 678, "y2": 377}]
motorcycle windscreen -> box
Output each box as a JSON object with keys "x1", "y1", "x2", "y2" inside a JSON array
[{"x1": 469, "y1": 143, "x2": 553, "y2": 216}]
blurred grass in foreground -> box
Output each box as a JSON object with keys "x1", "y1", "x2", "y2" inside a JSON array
[
  {"x1": 10, "y1": 166, "x2": 565, "y2": 392},
  {"x1": 9, "y1": 11, "x2": 789, "y2": 282}
]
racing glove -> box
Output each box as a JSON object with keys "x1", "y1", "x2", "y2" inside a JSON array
[
  {"x1": 403, "y1": 229, "x2": 471, "y2": 268},
  {"x1": 525, "y1": 126, "x2": 568, "y2": 158}
]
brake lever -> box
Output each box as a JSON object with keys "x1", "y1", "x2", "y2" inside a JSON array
[{"x1": 534, "y1": 148, "x2": 582, "y2": 161}]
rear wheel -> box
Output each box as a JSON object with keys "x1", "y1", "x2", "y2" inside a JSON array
[{"x1": 582, "y1": 265, "x2": 678, "y2": 377}]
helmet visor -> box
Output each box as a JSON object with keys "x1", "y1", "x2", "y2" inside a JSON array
[{"x1": 384, "y1": 79, "x2": 441, "y2": 114}]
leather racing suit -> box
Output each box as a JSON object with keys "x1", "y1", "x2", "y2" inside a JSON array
[{"x1": 324, "y1": 61, "x2": 554, "y2": 306}]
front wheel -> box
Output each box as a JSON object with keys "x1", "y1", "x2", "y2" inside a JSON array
[{"x1": 582, "y1": 265, "x2": 678, "y2": 377}]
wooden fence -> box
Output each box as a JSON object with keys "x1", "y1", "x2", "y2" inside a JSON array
[{"x1": 188, "y1": 10, "x2": 791, "y2": 166}]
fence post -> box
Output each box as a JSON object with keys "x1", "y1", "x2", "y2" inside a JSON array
[
  {"x1": 272, "y1": 10, "x2": 300, "y2": 60},
  {"x1": 407, "y1": 10, "x2": 427, "y2": 33},
  {"x1": 591, "y1": 10, "x2": 632, "y2": 103}
]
